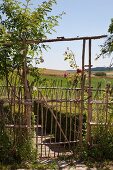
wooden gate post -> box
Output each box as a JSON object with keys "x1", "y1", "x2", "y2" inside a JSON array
[
  {"x1": 87, "y1": 39, "x2": 92, "y2": 145},
  {"x1": 0, "y1": 99, "x2": 4, "y2": 121},
  {"x1": 79, "y1": 39, "x2": 86, "y2": 145}
]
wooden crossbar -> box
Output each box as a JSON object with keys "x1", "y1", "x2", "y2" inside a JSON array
[
  {"x1": 0, "y1": 35, "x2": 107, "y2": 46},
  {"x1": 26, "y1": 35, "x2": 107, "y2": 44}
]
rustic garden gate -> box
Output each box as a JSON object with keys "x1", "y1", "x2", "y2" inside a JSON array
[
  {"x1": 1, "y1": 35, "x2": 109, "y2": 159},
  {"x1": 32, "y1": 35, "x2": 107, "y2": 158},
  {"x1": 34, "y1": 87, "x2": 86, "y2": 158}
]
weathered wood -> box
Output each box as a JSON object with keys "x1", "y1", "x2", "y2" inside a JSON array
[
  {"x1": 79, "y1": 39, "x2": 86, "y2": 145},
  {"x1": 38, "y1": 140, "x2": 79, "y2": 145},
  {"x1": 87, "y1": 39, "x2": 92, "y2": 145},
  {"x1": 90, "y1": 122, "x2": 113, "y2": 126},
  {"x1": 1, "y1": 35, "x2": 107, "y2": 46},
  {"x1": 84, "y1": 65, "x2": 93, "y2": 67},
  {"x1": 27, "y1": 35, "x2": 107, "y2": 44},
  {"x1": 5, "y1": 125, "x2": 28, "y2": 128},
  {"x1": 38, "y1": 91, "x2": 69, "y2": 143},
  {"x1": 90, "y1": 100, "x2": 113, "y2": 104}
]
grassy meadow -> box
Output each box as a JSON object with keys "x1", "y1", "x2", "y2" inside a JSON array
[
  {"x1": 36, "y1": 69, "x2": 113, "y2": 89},
  {"x1": 1, "y1": 68, "x2": 113, "y2": 89}
]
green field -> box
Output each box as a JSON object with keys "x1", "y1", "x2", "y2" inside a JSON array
[
  {"x1": 34, "y1": 75, "x2": 113, "y2": 89},
  {"x1": 1, "y1": 69, "x2": 113, "y2": 89},
  {"x1": 91, "y1": 76, "x2": 113, "y2": 88}
]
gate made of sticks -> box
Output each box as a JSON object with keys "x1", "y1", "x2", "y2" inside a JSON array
[
  {"x1": 32, "y1": 35, "x2": 107, "y2": 158},
  {"x1": 1, "y1": 85, "x2": 113, "y2": 159},
  {"x1": 1, "y1": 35, "x2": 109, "y2": 159},
  {"x1": 34, "y1": 87, "x2": 87, "y2": 158},
  {"x1": 34, "y1": 85, "x2": 113, "y2": 158}
]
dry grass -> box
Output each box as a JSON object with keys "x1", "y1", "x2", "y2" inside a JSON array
[
  {"x1": 106, "y1": 71, "x2": 113, "y2": 77},
  {"x1": 41, "y1": 68, "x2": 73, "y2": 77},
  {"x1": 40, "y1": 68, "x2": 113, "y2": 79}
]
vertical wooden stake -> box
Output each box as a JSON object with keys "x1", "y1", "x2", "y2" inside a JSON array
[
  {"x1": 105, "y1": 84, "x2": 109, "y2": 125},
  {"x1": 79, "y1": 39, "x2": 86, "y2": 145},
  {"x1": 87, "y1": 39, "x2": 92, "y2": 145}
]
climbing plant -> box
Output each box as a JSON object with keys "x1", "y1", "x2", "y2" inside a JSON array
[
  {"x1": 0, "y1": 0, "x2": 63, "y2": 166},
  {"x1": 0, "y1": 0, "x2": 63, "y2": 94},
  {"x1": 97, "y1": 18, "x2": 113, "y2": 64}
]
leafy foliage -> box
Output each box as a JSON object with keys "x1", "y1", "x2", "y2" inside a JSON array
[
  {"x1": 0, "y1": 0, "x2": 63, "y2": 85},
  {"x1": 64, "y1": 47, "x2": 78, "y2": 69},
  {"x1": 94, "y1": 71, "x2": 106, "y2": 76},
  {"x1": 0, "y1": 0, "x2": 62, "y2": 166},
  {"x1": 89, "y1": 126, "x2": 113, "y2": 161},
  {"x1": 97, "y1": 18, "x2": 113, "y2": 64},
  {"x1": 0, "y1": 103, "x2": 36, "y2": 165}
]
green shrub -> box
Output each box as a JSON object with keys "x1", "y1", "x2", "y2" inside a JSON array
[
  {"x1": 89, "y1": 126, "x2": 113, "y2": 161},
  {"x1": 94, "y1": 72, "x2": 106, "y2": 76},
  {"x1": 0, "y1": 128, "x2": 36, "y2": 164},
  {"x1": 0, "y1": 126, "x2": 13, "y2": 164},
  {"x1": 76, "y1": 125, "x2": 113, "y2": 161},
  {"x1": 0, "y1": 104, "x2": 36, "y2": 165}
]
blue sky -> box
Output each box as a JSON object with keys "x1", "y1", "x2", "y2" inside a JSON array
[{"x1": 37, "y1": 0, "x2": 113, "y2": 70}]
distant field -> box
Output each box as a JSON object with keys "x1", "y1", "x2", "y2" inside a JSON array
[
  {"x1": 42, "y1": 68, "x2": 113, "y2": 77},
  {"x1": 41, "y1": 68, "x2": 67, "y2": 77},
  {"x1": 40, "y1": 68, "x2": 113, "y2": 88},
  {"x1": 1, "y1": 68, "x2": 113, "y2": 89},
  {"x1": 105, "y1": 71, "x2": 113, "y2": 77}
]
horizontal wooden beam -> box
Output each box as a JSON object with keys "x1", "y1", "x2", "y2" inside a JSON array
[
  {"x1": 38, "y1": 140, "x2": 79, "y2": 145},
  {"x1": 0, "y1": 35, "x2": 107, "y2": 46},
  {"x1": 27, "y1": 35, "x2": 107, "y2": 44},
  {"x1": 90, "y1": 122, "x2": 113, "y2": 126}
]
